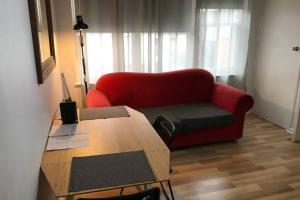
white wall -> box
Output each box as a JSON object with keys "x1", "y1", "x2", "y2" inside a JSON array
[
  {"x1": 53, "y1": 0, "x2": 84, "y2": 107},
  {"x1": 246, "y1": 0, "x2": 264, "y2": 95},
  {"x1": 0, "y1": 0, "x2": 62, "y2": 199},
  {"x1": 248, "y1": 0, "x2": 300, "y2": 129}
]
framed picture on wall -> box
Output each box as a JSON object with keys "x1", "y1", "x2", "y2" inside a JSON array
[{"x1": 27, "y1": 0, "x2": 56, "y2": 84}]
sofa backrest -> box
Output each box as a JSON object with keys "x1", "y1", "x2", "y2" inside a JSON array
[{"x1": 95, "y1": 69, "x2": 215, "y2": 108}]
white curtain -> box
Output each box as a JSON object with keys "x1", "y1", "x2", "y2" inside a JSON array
[
  {"x1": 198, "y1": 1, "x2": 251, "y2": 76},
  {"x1": 75, "y1": 0, "x2": 253, "y2": 88}
]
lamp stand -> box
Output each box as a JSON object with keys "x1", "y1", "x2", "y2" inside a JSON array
[{"x1": 79, "y1": 30, "x2": 88, "y2": 94}]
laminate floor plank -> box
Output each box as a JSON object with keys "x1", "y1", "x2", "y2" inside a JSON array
[{"x1": 76, "y1": 114, "x2": 300, "y2": 200}]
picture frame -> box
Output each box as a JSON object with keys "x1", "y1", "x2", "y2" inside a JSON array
[{"x1": 27, "y1": 0, "x2": 56, "y2": 84}]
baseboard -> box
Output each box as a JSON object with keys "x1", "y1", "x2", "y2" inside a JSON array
[{"x1": 286, "y1": 128, "x2": 295, "y2": 135}]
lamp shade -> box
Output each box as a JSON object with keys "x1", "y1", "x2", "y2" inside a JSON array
[{"x1": 73, "y1": 15, "x2": 88, "y2": 30}]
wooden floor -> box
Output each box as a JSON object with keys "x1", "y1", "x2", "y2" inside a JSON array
[{"x1": 76, "y1": 114, "x2": 300, "y2": 200}]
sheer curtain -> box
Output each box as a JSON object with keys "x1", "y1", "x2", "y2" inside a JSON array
[
  {"x1": 75, "y1": 0, "x2": 252, "y2": 88},
  {"x1": 198, "y1": 1, "x2": 251, "y2": 76}
]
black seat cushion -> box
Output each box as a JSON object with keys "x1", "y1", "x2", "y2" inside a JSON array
[{"x1": 138, "y1": 103, "x2": 234, "y2": 133}]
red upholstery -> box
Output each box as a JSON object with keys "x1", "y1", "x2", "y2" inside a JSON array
[
  {"x1": 87, "y1": 69, "x2": 254, "y2": 148},
  {"x1": 212, "y1": 82, "x2": 254, "y2": 114},
  {"x1": 86, "y1": 89, "x2": 111, "y2": 107},
  {"x1": 94, "y1": 69, "x2": 214, "y2": 109}
]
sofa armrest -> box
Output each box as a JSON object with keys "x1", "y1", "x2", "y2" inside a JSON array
[
  {"x1": 211, "y1": 82, "x2": 254, "y2": 114},
  {"x1": 86, "y1": 89, "x2": 112, "y2": 108}
]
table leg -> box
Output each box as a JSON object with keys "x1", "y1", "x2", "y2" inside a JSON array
[
  {"x1": 160, "y1": 180, "x2": 175, "y2": 200},
  {"x1": 66, "y1": 196, "x2": 73, "y2": 200},
  {"x1": 160, "y1": 182, "x2": 170, "y2": 200},
  {"x1": 120, "y1": 187, "x2": 124, "y2": 195},
  {"x1": 144, "y1": 184, "x2": 149, "y2": 190},
  {"x1": 167, "y1": 180, "x2": 175, "y2": 200}
]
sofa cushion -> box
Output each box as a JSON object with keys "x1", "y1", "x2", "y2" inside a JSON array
[
  {"x1": 138, "y1": 103, "x2": 235, "y2": 133},
  {"x1": 138, "y1": 106, "x2": 184, "y2": 133}
]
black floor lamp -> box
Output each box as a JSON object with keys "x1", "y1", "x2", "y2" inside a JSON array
[{"x1": 73, "y1": 15, "x2": 89, "y2": 94}]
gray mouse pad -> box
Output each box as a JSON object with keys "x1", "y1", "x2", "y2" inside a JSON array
[
  {"x1": 79, "y1": 106, "x2": 130, "y2": 120},
  {"x1": 69, "y1": 151, "x2": 156, "y2": 192}
]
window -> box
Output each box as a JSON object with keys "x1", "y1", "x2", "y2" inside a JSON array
[
  {"x1": 200, "y1": 8, "x2": 246, "y2": 76},
  {"x1": 86, "y1": 33, "x2": 114, "y2": 83},
  {"x1": 80, "y1": 0, "x2": 250, "y2": 84}
]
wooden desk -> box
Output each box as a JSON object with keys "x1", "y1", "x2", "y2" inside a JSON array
[{"x1": 39, "y1": 107, "x2": 170, "y2": 199}]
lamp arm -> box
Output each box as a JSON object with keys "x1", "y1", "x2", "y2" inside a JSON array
[
  {"x1": 79, "y1": 29, "x2": 84, "y2": 47},
  {"x1": 79, "y1": 30, "x2": 88, "y2": 94}
]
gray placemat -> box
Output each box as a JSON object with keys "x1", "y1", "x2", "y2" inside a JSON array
[
  {"x1": 79, "y1": 106, "x2": 130, "y2": 120},
  {"x1": 69, "y1": 151, "x2": 156, "y2": 192}
]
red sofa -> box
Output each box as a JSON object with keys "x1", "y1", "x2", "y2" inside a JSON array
[{"x1": 87, "y1": 69, "x2": 254, "y2": 149}]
